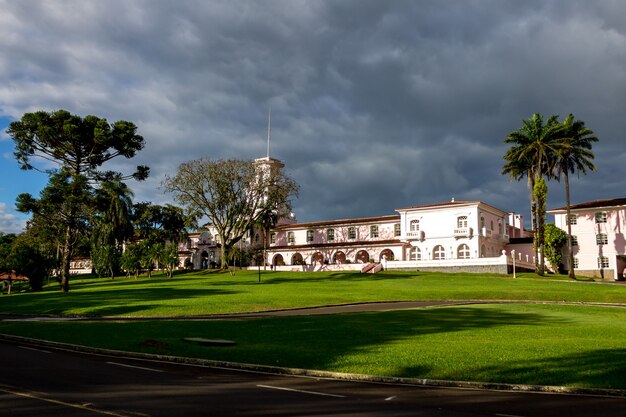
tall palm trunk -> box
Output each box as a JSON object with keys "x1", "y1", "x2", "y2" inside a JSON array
[{"x1": 564, "y1": 172, "x2": 576, "y2": 279}]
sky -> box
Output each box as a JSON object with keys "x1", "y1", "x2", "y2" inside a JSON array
[{"x1": 1, "y1": 0, "x2": 625, "y2": 234}]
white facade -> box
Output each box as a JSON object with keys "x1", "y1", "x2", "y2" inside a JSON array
[
  {"x1": 549, "y1": 198, "x2": 626, "y2": 280},
  {"x1": 265, "y1": 200, "x2": 534, "y2": 274},
  {"x1": 175, "y1": 155, "x2": 539, "y2": 275}
]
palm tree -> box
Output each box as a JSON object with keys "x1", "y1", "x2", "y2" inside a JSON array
[
  {"x1": 97, "y1": 179, "x2": 135, "y2": 250},
  {"x1": 555, "y1": 114, "x2": 598, "y2": 279},
  {"x1": 503, "y1": 113, "x2": 562, "y2": 275}
]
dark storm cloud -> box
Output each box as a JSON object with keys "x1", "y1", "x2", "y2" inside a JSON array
[{"x1": 1, "y1": 0, "x2": 625, "y2": 230}]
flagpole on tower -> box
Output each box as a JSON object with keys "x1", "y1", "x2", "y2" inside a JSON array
[{"x1": 266, "y1": 106, "x2": 271, "y2": 159}]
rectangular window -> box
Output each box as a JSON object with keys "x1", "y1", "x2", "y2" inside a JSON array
[
  {"x1": 306, "y1": 229, "x2": 314, "y2": 243},
  {"x1": 287, "y1": 232, "x2": 295, "y2": 244},
  {"x1": 348, "y1": 227, "x2": 356, "y2": 240},
  {"x1": 573, "y1": 257, "x2": 579, "y2": 269},
  {"x1": 327, "y1": 229, "x2": 335, "y2": 242},
  {"x1": 370, "y1": 225, "x2": 379, "y2": 238},
  {"x1": 566, "y1": 214, "x2": 577, "y2": 225},
  {"x1": 598, "y1": 256, "x2": 609, "y2": 268},
  {"x1": 570, "y1": 235, "x2": 578, "y2": 246},
  {"x1": 270, "y1": 233, "x2": 276, "y2": 244},
  {"x1": 596, "y1": 233, "x2": 608, "y2": 245},
  {"x1": 394, "y1": 223, "x2": 401, "y2": 237},
  {"x1": 457, "y1": 216, "x2": 468, "y2": 229},
  {"x1": 595, "y1": 211, "x2": 607, "y2": 223}
]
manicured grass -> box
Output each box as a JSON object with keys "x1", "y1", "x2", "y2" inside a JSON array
[
  {"x1": 3, "y1": 270, "x2": 626, "y2": 389},
  {"x1": 2, "y1": 304, "x2": 626, "y2": 389},
  {"x1": 1, "y1": 270, "x2": 625, "y2": 317}
]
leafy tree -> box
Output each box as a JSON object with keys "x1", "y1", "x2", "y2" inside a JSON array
[
  {"x1": 158, "y1": 243, "x2": 180, "y2": 278},
  {"x1": 91, "y1": 243, "x2": 117, "y2": 278},
  {"x1": 163, "y1": 158, "x2": 298, "y2": 269},
  {"x1": 8, "y1": 109, "x2": 149, "y2": 292},
  {"x1": 554, "y1": 115, "x2": 598, "y2": 280},
  {"x1": 0, "y1": 233, "x2": 17, "y2": 273},
  {"x1": 8, "y1": 233, "x2": 56, "y2": 291},
  {"x1": 120, "y1": 242, "x2": 142, "y2": 279},
  {"x1": 132, "y1": 202, "x2": 190, "y2": 246},
  {"x1": 90, "y1": 180, "x2": 136, "y2": 277},
  {"x1": 140, "y1": 240, "x2": 161, "y2": 278},
  {"x1": 503, "y1": 113, "x2": 562, "y2": 275},
  {"x1": 534, "y1": 177, "x2": 548, "y2": 273},
  {"x1": 544, "y1": 223, "x2": 568, "y2": 273}
]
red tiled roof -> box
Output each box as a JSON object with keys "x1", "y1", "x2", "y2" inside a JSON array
[
  {"x1": 0, "y1": 271, "x2": 29, "y2": 281},
  {"x1": 273, "y1": 214, "x2": 400, "y2": 230},
  {"x1": 548, "y1": 198, "x2": 626, "y2": 212},
  {"x1": 270, "y1": 239, "x2": 404, "y2": 250},
  {"x1": 395, "y1": 200, "x2": 479, "y2": 211},
  {"x1": 396, "y1": 200, "x2": 509, "y2": 215}
]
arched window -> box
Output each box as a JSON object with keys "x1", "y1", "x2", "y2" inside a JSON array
[
  {"x1": 410, "y1": 219, "x2": 420, "y2": 232},
  {"x1": 481, "y1": 244, "x2": 486, "y2": 257},
  {"x1": 498, "y1": 221, "x2": 503, "y2": 235},
  {"x1": 433, "y1": 245, "x2": 446, "y2": 260},
  {"x1": 457, "y1": 216, "x2": 467, "y2": 228},
  {"x1": 408, "y1": 246, "x2": 421, "y2": 261},
  {"x1": 457, "y1": 244, "x2": 470, "y2": 259}
]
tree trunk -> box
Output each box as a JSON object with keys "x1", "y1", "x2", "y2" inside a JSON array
[
  {"x1": 529, "y1": 176, "x2": 540, "y2": 274},
  {"x1": 565, "y1": 172, "x2": 576, "y2": 279},
  {"x1": 60, "y1": 223, "x2": 72, "y2": 292}
]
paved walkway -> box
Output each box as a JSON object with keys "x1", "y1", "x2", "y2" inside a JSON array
[{"x1": 2, "y1": 299, "x2": 626, "y2": 322}]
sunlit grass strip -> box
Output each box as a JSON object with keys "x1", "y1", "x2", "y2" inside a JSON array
[
  {"x1": 2, "y1": 304, "x2": 626, "y2": 389},
  {"x1": 1, "y1": 270, "x2": 626, "y2": 318}
]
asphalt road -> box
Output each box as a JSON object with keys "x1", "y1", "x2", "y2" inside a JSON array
[{"x1": 2, "y1": 339, "x2": 625, "y2": 417}]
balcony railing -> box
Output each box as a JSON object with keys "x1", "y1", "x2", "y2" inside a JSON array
[
  {"x1": 406, "y1": 231, "x2": 425, "y2": 240},
  {"x1": 454, "y1": 227, "x2": 472, "y2": 238}
]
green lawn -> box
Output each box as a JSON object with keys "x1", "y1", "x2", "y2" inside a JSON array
[
  {"x1": 2, "y1": 270, "x2": 626, "y2": 390},
  {"x1": 1, "y1": 269, "x2": 625, "y2": 317},
  {"x1": 2, "y1": 304, "x2": 626, "y2": 389}
]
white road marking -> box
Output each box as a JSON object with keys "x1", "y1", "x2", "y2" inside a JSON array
[
  {"x1": 106, "y1": 361, "x2": 164, "y2": 373},
  {"x1": 257, "y1": 384, "x2": 346, "y2": 398},
  {"x1": 18, "y1": 346, "x2": 51, "y2": 354},
  {"x1": 0, "y1": 386, "x2": 131, "y2": 416}
]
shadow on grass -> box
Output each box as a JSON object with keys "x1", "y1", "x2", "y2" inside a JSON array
[
  {"x1": 0, "y1": 287, "x2": 240, "y2": 317},
  {"x1": 468, "y1": 348, "x2": 626, "y2": 389},
  {"x1": 130, "y1": 306, "x2": 569, "y2": 372}
]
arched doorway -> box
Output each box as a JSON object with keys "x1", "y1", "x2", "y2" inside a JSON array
[
  {"x1": 333, "y1": 251, "x2": 346, "y2": 264},
  {"x1": 272, "y1": 254, "x2": 284, "y2": 266},
  {"x1": 201, "y1": 251, "x2": 209, "y2": 269},
  {"x1": 291, "y1": 253, "x2": 304, "y2": 265},
  {"x1": 379, "y1": 249, "x2": 395, "y2": 261},
  {"x1": 312, "y1": 252, "x2": 324, "y2": 264},
  {"x1": 356, "y1": 250, "x2": 369, "y2": 263}
]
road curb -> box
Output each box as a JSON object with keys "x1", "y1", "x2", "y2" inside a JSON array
[{"x1": 2, "y1": 332, "x2": 625, "y2": 398}]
